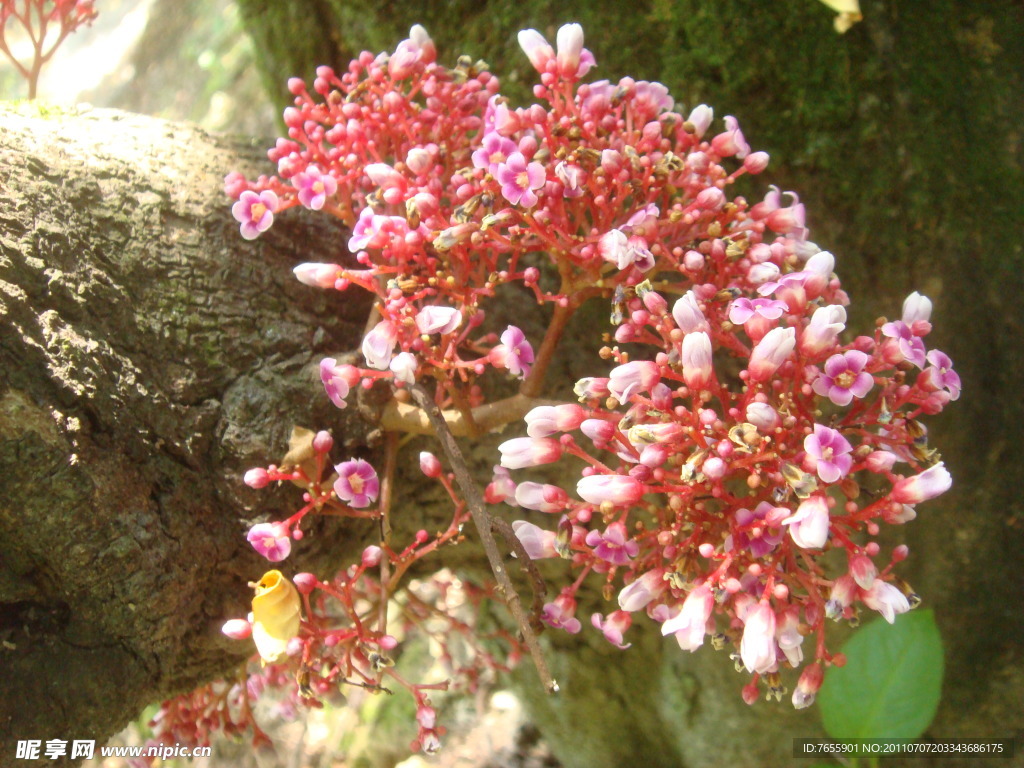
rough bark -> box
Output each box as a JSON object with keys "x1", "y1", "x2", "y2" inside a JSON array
[{"x1": 0, "y1": 103, "x2": 382, "y2": 755}]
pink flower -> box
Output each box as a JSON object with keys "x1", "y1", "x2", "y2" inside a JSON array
[
  {"x1": 861, "y1": 580, "x2": 910, "y2": 624},
  {"x1": 517, "y1": 28, "x2": 555, "y2": 72},
  {"x1": 681, "y1": 331, "x2": 713, "y2": 390},
  {"x1": 608, "y1": 360, "x2": 660, "y2": 402},
  {"x1": 902, "y1": 291, "x2": 932, "y2": 325},
  {"x1": 244, "y1": 468, "x2": 269, "y2": 489},
  {"x1": 496, "y1": 152, "x2": 545, "y2": 208},
  {"x1": 672, "y1": 291, "x2": 709, "y2": 333},
  {"x1": 555, "y1": 161, "x2": 584, "y2": 197},
  {"x1": 711, "y1": 115, "x2": 750, "y2": 159},
  {"x1": 515, "y1": 482, "x2": 568, "y2": 513},
  {"x1": 333, "y1": 459, "x2": 380, "y2": 508},
  {"x1": 803, "y1": 424, "x2": 853, "y2": 483},
  {"x1": 775, "y1": 607, "x2": 804, "y2": 666},
  {"x1": 348, "y1": 206, "x2": 388, "y2": 251},
  {"x1": 660, "y1": 583, "x2": 714, "y2": 651},
  {"x1": 485, "y1": 466, "x2": 517, "y2": 505},
  {"x1": 577, "y1": 474, "x2": 644, "y2": 506},
  {"x1": 555, "y1": 23, "x2": 593, "y2": 79},
  {"x1": 745, "y1": 402, "x2": 780, "y2": 431},
  {"x1": 812, "y1": 350, "x2": 873, "y2": 406},
  {"x1": 592, "y1": 610, "x2": 632, "y2": 649},
  {"x1": 497, "y1": 437, "x2": 562, "y2": 469},
  {"x1": 800, "y1": 305, "x2": 847, "y2": 356},
  {"x1": 748, "y1": 327, "x2": 796, "y2": 382},
  {"x1": 541, "y1": 593, "x2": 581, "y2": 634},
  {"x1": 740, "y1": 601, "x2": 777, "y2": 674},
  {"x1": 687, "y1": 104, "x2": 713, "y2": 137},
  {"x1": 362, "y1": 320, "x2": 398, "y2": 370},
  {"x1": 491, "y1": 325, "x2": 534, "y2": 378},
  {"x1": 389, "y1": 351, "x2": 417, "y2": 384},
  {"x1": 293, "y1": 262, "x2": 341, "y2": 289},
  {"x1": 232, "y1": 190, "x2": 278, "y2": 240},
  {"x1": 247, "y1": 522, "x2": 291, "y2": 562},
  {"x1": 792, "y1": 663, "x2": 824, "y2": 709},
  {"x1": 728, "y1": 297, "x2": 787, "y2": 324},
  {"x1": 221, "y1": 618, "x2": 252, "y2": 640},
  {"x1": 472, "y1": 132, "x2": 517, "y2": 173},
  {"x1": 598, "y1": 229, "x2": 655, "y2": 272},
  {"x1": 292, "y1": 166, "x2": 337, "y2": 210},
  {"x1": 511, "y1": 520, "x2": 558, "y2": 559},
  {"x1": 781, "y1": 494, "x2": 830, "y2": 549},
  {"x1": 320, "y1": 357, "x2": 357, "y2": 409},
  {"x1": 524, "y1": 403, "x2": 586, "y2": 437},
  {"x1": 585, "y1": 521, "x2": 639, "y2": 565},
  {"x1": 415, "y1": 305, "x2": 462, "y2": 336},
  {"x1": 617, "y1": 569, "x2": 666, "y2": 612},
  {"x1": 890, "y1": 462, "x2": 952, "y2": 504},
  {"x1": 389, "y1": 24, "x2": 436, "y2": 79},
  {"x1": 419, "y1": 452, "x2": 442, "y2": 478},
  {"x1": 849, "y1": 554, "x2": 878, "y2": 590}
]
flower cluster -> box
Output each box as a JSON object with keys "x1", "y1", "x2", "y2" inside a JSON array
[{"x1": 197, "y1": 19, "x2": 960, "y2": 758}]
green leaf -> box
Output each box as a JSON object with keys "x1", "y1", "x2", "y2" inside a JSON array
[{"x1": 819, "y1": 609, "x2": 943, "y2": 740}]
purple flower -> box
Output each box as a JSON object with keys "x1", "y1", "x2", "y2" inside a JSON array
[
  {"x1": 730, "y1": 502, "x2": 785, "y2": 557},
  {"x1": 292, "y1": 166, "x2": 337, "y2": 210},
  {"x1": 232, "y1": 190, "x2": 278, "y2": 240},
  {"x1": 920, "y1": 350, "x2": 961, "y2": 400},
  {"x1": 585, "y1": 521, "x2": 639, "y2": 565},
  {"x1": 333, "y1": 459, "x2": 380, "y2": 508},
  {"x1": 472, "y1": 132, "x2": 517, "y2": 173},
  {"x1": 491, "y1": 325, "x2": 534, "y2": 378},
  {"x1": 881, "y1": 320, "x2": 927, "y2": 368},
  {"x1": 812, "y1": 350, "x2": 874, "y2": 406},
  {"x1": 247, "y1": 522, "x2": 291, "y2": 562},
  {"x1": 803, "y1": 424, "x2": 853, "y2": 483},
  {"x1": 320, "y1": 357, "x2": 354, "y2": 409},
  {"x1": 728, "y1": 297, "x2": 787, "y2": 325},
  {"x1": 496, "y1": 152, "x2": 545, "y2": 208},
  {"x1": 617, "y1": 569, "x2": 666, "y2": 612}
]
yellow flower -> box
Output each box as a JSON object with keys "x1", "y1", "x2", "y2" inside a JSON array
[{"x1": 250, "y1": 570, "x2": 301, "y2": 665}]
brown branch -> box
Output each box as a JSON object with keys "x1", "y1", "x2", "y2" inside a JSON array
[
  {"x1": 379, "y1": 392, "x2": 562, "y2": 436},
  {"x1": 406, "y1": 383, "x2": 558, "y2": 694}
]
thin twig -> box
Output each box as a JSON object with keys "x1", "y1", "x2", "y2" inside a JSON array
[{"x1": 407, "y1": 383, "x2": 558, "y2": 694}]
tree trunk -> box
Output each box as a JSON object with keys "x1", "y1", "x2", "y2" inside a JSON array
[{"x1": 0, "y1": 103, "x2": 384, "y2": 756}]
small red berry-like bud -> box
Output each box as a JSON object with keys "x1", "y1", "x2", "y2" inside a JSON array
[
  {"x1": 292, "y1": 572, "x2": 317, "y2": 595},
  {"x1": 419, "y1": 451, "x2": 442, "y2": 478},
  {"x1": 244, "y1": 468, "x2": 270, "y2": 489},
  {"x1": 312, "y1": 430, "x2": 333, "y2": 453},
  {"x1": 361, "y1": 545, "x2": 382, "y2": 568}
]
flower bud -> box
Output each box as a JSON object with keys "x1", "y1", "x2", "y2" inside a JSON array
[{"x1": 419, "y1": 451, "x2": 442, "y2": 478}]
